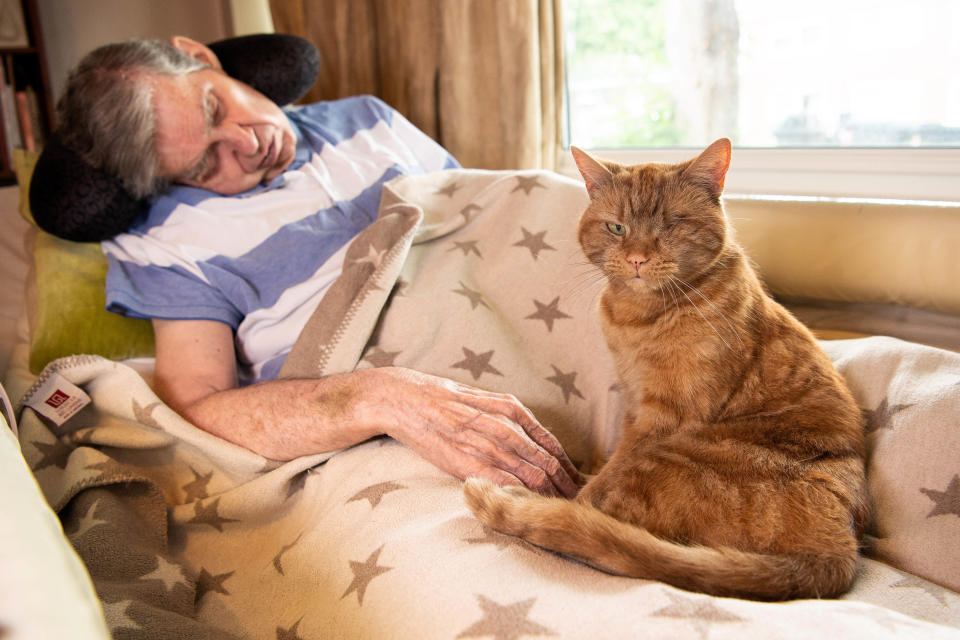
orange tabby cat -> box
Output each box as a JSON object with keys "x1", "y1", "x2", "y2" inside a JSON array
[{"x1": 464, "y1": 139, "x2": 870, "y2": 600}]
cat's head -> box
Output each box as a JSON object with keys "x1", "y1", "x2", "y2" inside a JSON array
[{"x1": 573, "y1": 139, "x2": 732, "y2": 295}]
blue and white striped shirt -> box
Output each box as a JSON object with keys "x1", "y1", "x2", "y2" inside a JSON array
[{"x1": 102, "y1": 96, "x2": 458, "y2": 384}]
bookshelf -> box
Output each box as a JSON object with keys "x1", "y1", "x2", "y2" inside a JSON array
[{"x1": 0, "y1": 0, "x2": 53, "y2": 184}]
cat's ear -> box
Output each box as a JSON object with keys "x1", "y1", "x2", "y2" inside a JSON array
[
  {"x1": 571, "y1": 146, "x2": 615, "y2": 195},
  {"x1": 684, "y1": 138, "x2": 732, "y2": 197}
]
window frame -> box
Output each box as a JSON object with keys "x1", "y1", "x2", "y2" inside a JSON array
[{"x1": 555, "y1": 146, "x2": 960, "y2": 203}]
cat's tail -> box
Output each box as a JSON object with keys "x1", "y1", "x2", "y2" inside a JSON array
[{"x1": 463, "y1": 478, "x2": 857, "y2": 601}]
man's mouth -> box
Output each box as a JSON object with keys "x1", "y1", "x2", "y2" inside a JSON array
[{"x1": 258, "y1": 137, "x2": 277, "y2": 171}]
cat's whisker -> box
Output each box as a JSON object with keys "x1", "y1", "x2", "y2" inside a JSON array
[
  {"x1": 656, "y1": 279, "x2": 668, "y2": 316},
  {"x1": 663, "y1": 277, "x2": 681, "y2": 314},
  {"x1": 590, "y1": 275, "x2": 611, "y2": 308},
  {"x1": 672, "y1": 276, "x2": 745, "y2": 348},
  {"x1": 560, "y1": 267, "x2": 609, "y2": 302},
  {"x1": 668, "y1": 276, "x2": 734, "y2": 352}
]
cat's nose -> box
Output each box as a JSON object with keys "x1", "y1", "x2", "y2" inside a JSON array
[{"x1": 627, "y1": 254, "x2": 648, "y2": 274}]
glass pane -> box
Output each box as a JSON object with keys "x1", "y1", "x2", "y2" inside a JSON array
[{"x1": 564, "y1": 0, "x2": 960, "y2": 149}]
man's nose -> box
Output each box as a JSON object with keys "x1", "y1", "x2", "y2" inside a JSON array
[{"x1": 217, "y1": 123, "x2": 259, "y2": 156}]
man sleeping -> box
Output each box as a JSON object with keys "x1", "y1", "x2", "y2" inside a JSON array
[{"x1": 52, "y1": 35, "x2": 579, "y2": 497}]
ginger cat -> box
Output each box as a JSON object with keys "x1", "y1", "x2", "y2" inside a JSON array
[{"x1": 464, "y1": 139, "x2": 870, "y2": 600}]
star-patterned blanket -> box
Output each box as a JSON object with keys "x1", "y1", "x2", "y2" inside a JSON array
[{"x1": 15, "y1": 169, "x2": 960, "y2": 639}]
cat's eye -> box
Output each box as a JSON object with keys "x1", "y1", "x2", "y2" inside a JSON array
[{"x1": 606, "y1": 222, "x2": 627, "y2": 236}]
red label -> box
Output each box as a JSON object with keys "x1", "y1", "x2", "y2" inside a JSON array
[{"x1": 44, "y1": 389, "x2": 70, "y2": 409}]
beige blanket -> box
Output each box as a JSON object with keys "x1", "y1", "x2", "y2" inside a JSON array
[{"x1": 17, "y1": 169, "x2": 960, "y2": 639}]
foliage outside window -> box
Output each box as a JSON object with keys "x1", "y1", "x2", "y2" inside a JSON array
[{"x1": 564, "y1": 0, "x2": 960, "y2": 151}]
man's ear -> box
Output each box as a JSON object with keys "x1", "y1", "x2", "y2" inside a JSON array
[{"x1": 170, "y1": 35, "x2": 223, "y2": 70}]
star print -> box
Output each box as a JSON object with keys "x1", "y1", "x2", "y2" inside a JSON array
[
  {"x1": 453, "y1": 282, "x2": 491, "y2": 310},
  {"x1": 347, "y1": 481, "x2": 406, "y2": 508},
  {"x1": 276, "y1": 618, "x2": 307, "y2": 640},
  {"x1": 141, "y1": 556, "x2": 188, "y2": 593},
  {"x1": 461, "y1": 203, "x2": 482, "y2": 223},
  {"x1": 363, "y1": 279, "x2": 385, "y2": 294},
  {"x1": 85, "y1": 457, "x2": 122, "y2": 475},
  {"x1": 71, "y1": 498, "x2": 108, "y2": 537},
  {"x1": 651, "y1": 591, "x2": 744, "y2": 640},
  {"x1": 195, "y1": 567, "x2": 234, "y2": 603},
  {"x1": 182, "y1": 466, "x2": 213, "y2": 502},
  {"x1": 341, "y1": 545, "x2": 393, "y2": 605},
  {"x1": 511, "y1": 175, "x2": 546, "y2": 196},
  {"x1": 525, "y1": 297, "x2": 572, "y2": 331},
  {"x1": 101, "y1": 599, "x2": 141, "y2": 632},
  {"x1": 352, "y1": 242, "x2": 387, "y2": 269},
  {"x1": 450, "y1": 240, "x2": 483, "y2": 258},
  {"x1": 273, "y1": 532, "x2": 304, "y2": 576},
  {"x1": 362, "y1": 347, "x2": 402, "y2": 368},
  {"x1": 862, "y1": 397, "x2": 914, "y2": 433},
  {"x1": 513, "y1": 227, "x2": 556, "y2": 260},
  {"x1": 133, "y1": 399, "x2": 163, "y2": 429},
  {"x1": 464, "y1": 523, "x2": 529, "y2": 551},
  {"x1": 891, "y1": 573, "x2": 950, "y2": 606},
  {"x1": 457, "y1": 594, "x2": 556, "y2": 640},
  {"x1": 919, "y1": 474, "x2": 960, "y2": 518},
  {"x1": 546, "y1": 365, "x2": 584, "y2": 404},
  {"x1": 188, "y1": 497, "x2": 240, "y2": 531},
  {"x1": 69, "y1": 428, "x2": 99, "y2": 445},
  {"x1": 30, "y1": 437, "x2": 71, "y2": 471},
  {"x1": 436, "y1": 181, "x2": 462, "y2": 197},
  {"x1": 453, "y1": 348, "x2": 504, "y2": 381}
]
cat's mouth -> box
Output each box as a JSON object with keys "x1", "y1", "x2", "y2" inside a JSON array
[{"x1": 624, "y1": 274, "x2": 654, "y2": 292}]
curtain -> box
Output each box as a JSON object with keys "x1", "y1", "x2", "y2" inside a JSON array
[{"x1": 269, "y1": 0, "x2": 564, "y2": 171}]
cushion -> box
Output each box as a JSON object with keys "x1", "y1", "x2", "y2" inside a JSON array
[
  {"x1": 0, "y1": 405, "x2": 111, "y2": 639},
  {"x1": 13, "y1": 149, "x2": 155, "y2": 374}
]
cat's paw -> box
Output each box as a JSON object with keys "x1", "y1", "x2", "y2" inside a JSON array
[{"x1": 463, "y1": 478, "x2": 532, "y2": 534}]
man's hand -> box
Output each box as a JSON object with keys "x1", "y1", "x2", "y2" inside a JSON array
[{"x1": 360, "y1": 368, "x2": 582, "y2": 498}]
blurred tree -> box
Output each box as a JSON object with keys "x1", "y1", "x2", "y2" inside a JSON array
[{"x1": 564, "y1": 0, "x2": 683, "y2": 147}]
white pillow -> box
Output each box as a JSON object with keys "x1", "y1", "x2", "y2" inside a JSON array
[{"x1": 0, "y1": 410, "x2": 110, "y2": 640}]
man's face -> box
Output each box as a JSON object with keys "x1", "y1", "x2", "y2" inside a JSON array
[{"x1": 152, "y1": 68, "x2": 297, "y2": 195}]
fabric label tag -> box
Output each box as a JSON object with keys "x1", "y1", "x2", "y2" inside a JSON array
[
  {"x1": 25, "y1": 372, "x2": 91, "y2": 428},
  {"x1": 0, "y1": 382, "x2": 17, "y2": 438}
]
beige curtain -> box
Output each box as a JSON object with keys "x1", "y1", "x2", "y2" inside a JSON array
[{"x1": 269, "y1": 0, "x2": 564, "y2": 170}]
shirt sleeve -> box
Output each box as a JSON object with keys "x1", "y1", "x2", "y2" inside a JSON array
[{"x1": 104, "y1": 252, "x2": 244, "y2": 328}]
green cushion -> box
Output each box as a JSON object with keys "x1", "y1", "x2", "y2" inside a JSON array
[{"x1": 13, "y1": 149, "x2": 155, "y2": 374}]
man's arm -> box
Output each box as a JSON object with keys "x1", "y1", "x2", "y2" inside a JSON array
[{"x1": 152, "y1": 318, "x2": 581, "y2": 497}]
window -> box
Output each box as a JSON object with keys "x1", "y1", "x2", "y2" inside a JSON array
[{"x1": 561, "y1": 0, "x2": 960, "y2": 201}]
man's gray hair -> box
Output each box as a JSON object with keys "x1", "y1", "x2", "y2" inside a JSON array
[{"x1": 56, "y1": 39, "x2": 208, "y2": 199}]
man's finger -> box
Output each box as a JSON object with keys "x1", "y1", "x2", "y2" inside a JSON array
[
  {"x1": 519, "y1": 424, "x2": 582, "y2": 492},
  {"x1": 466, "y1": 414, "x2": 578, "y2": 498},
  {"x1": 458, "y1": 391, "x2": 582, "y2": 490}
]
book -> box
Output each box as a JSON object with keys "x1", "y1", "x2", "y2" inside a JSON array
[
  {"x1": 0, "y1": 58, "x2": 19, "y2": 164},
  {"x1": 14, "y1": 88, "x2": 33, "y2": 151},
  {"x1": 23, "y1": 83, "x2": 42, "y2": 149}
]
